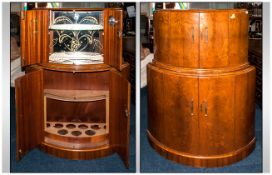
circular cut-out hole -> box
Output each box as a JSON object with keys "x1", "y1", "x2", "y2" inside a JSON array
[
  {"x1": 91, "y1": 124, "x2": 101, "y2": 130},
  {"x1": 66, "y1": 124, "x2": 76, "y2": 129},
  {"x1": 78, "y1": 124, "x2": 88, "y2": 129},
  {"x1": 71, "y1": 130, "x2": 82, "y2": 136},
  {"x1": 85, "y1": 130, "x2": 96, "y2": 136},
  {"x1": 54, "y1": 123, "x2": 63, "y2": 128},
  {"x1": 46, "y1": 123, "x2": 51, "y2": 128},
  {"x1": 58, "y1": 129, "x2": 68, "y2": 135}
]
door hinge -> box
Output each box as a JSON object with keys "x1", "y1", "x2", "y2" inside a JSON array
[
  {"x1": 21, "y1": 11, "x2": 25, "y2": 20},
  {"x1": 125, "y1": 109, "x2": 129, "y2": 117}
]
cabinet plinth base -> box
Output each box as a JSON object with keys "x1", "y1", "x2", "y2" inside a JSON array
[
  {"x1": 147, "y1": 130, "x2": 256, "y2": 168},
  {"x1": 40, "y1": 142, "x2": 113, "y2": 160}
]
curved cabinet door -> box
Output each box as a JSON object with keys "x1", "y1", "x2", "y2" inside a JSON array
[
  {"x1": 228, "y1": 10, "x2": 249, "y2": 66},
  {"x1": 198, "y1": 75, "x2": 235, "y2": 155},
  {"x1": 21, "y1": 10, "x2": 49, "y2": 67},
  {"x1": 109, "y1": 70, "x2": 130, "y2": 168},
  {"x1": 15, "y1": 70, "x2": 44, "y2": 160},
  {"x1": 104, "y1": 9, "x2": 123, "y2": 71},
  {"x1": 199, "y1": 11, "x2": 229, "y2": 68},
  {"x1": 154, "y1": 11, "x2": 199, "y2": 67},
  {"x1": 233, "y1": 68, "x2": 256, "y2": 150},
  {"x1": 147, "y1": 65, "x2": 199, "y2": 154}
]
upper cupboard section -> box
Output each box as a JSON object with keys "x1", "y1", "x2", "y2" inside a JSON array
[
  {"x1": 21, "y1": 9, "x2": 124, "y2": 71},
  {"x1": 153, "y1": 9, "x2": 249, "y2": 69}
]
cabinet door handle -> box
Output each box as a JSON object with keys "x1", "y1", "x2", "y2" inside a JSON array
[
  {"x1": 192, "y1": 27, "x2": 194, "y2": 43},
  {"x1": 204, "y1": 101, "x2": 208, "y2": 117},
  {"x1": 205, "y1": 27, "x2": 208, "y2": 42},
  {"x1": 190, "y1": 99, "x2": 194, "y2": 116},
  {"x1": 33, "y1": 18, "x2": 38, "y2": 34},
  {"x1": 109, "y1": 16, "x2": 118, "y2": 26}
]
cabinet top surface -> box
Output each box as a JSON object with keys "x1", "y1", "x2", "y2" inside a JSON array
[
  {"x1": 29, "y1": 8, "x2": 122, "y2": 11},
  {"x1": 155, "y1": 9, "x2": 248, "y2": 13}
]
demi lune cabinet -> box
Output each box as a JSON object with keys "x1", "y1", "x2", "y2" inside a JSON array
[
  {"x1": 147, "y1": 9, "x2": 256, "y2": 168},
  {"x1": 16, "y1": 8, "x2": 130, "y2": 168}
]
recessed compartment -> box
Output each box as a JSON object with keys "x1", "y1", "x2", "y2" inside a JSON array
[
  {"x1": 44, "y1": 89, "x2": 109, "y2": 149},
  {"x1": 48, "y1": 11, "x2": 104, "y2": 65}
]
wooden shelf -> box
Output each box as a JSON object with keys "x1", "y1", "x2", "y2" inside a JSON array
[
  {"x1": 45, "y1": 121, "x2": 109, "y2": 149},
  {"x1": 45, "y1": 121, "x2": 107, "y2": 138},
  {"x1": 44, "y1": 89, "x2": 109, "y2": 102}
]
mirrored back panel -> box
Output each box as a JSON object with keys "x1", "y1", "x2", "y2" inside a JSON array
[{"x1": 49, "y1": 11, "x2": 104, "y2": 65}]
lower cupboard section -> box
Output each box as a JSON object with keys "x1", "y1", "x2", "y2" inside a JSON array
[
  {"x1": 40, "y1": 142, "x2": 113, "y2": 160},
  {"x1": 147, "y1": 63, "x2": 256, "y2": 167},
  {"x1": 147, "y1": 130, "x2": 256, "y2": 168}
]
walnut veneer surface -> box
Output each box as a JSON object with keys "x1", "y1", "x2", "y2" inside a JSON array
[
  {"x1": 147, "y1": 9, "x2": 256, "y2": 168},
  {"x1": 16, "y1": 8, "x2": 131, "y2": 168}
]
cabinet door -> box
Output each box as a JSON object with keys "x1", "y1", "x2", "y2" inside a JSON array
[
  {"x1": 233, "y1": 68, "x2": 256, "y2": 150},
  {"x1": 199, "y1": 12, "x2": 229, "y2": 68},
  {"x1": 15, "y1": 70, "x2": 44, "y2": 160},
  {"x1": 109, "y1": 70, "x2": 130, "y2": 168},
  {"x1": 104, "y1": 9, "x2": 123, "y2": 71},
  {"x1": 162, "y1": 72, "x2": 200, "y2": 154},
  {"x1": 154, "y1": 11, "x2": 199, "y2": 67},
  {"x1": 198, "y1": 75, "x2": 235, "y2": 155},
  {"x1": 21, "y1": 10, "x2": 49, "y2": 67},
  {"x1": 147, "y1": 65, "x2": 199, "y2": 154},
  {"x1": 229, "y1": 10, "x2": 249, "y2": 66}
]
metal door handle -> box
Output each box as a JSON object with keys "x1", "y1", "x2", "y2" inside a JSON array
[
  {"x1": 33, "y1": 18, "x2": 38, "y2": 34},
  {"x1": 192, "y1": 27, "x2": 194, "y2": 43},
  {"x1": 205, "y1": 27, "x2": 208, "y2": 42},
  {"x1": 204, "y1": 101, "x2": 208, "y2": 117},
  {"x1": 190, "y1": 99, "x2": 194, "y2": 116},
  {"x1": 109, "y1": 16, "x2": 118, "y2": 26}
]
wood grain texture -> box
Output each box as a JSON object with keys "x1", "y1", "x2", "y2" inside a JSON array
[
  {"x1": 15, "y1": 70, "x2": 44, "y2": 160},
  {"x1": 104, "y1": 9, "x2": 124, "y2": 71},
  {"x1": 21, "y1": 10, "x2": 49, "y2": 67},
  {"x1": 40, "y1": 142, "x2": 113, "y2": 160},
  {"x1": 109, "y1": 69, "x2": 131, "y2": 168},
  {"x1": 153, "y1": 9, "x2": 249, "y2": 68},
  {"x1": 17, "y1": 8, "x2": 130, "y2": 167},
  {"x1": 16, "y1": 64, "x2": 130, "y2": 167},
  {"x1": 147, "y1": 130, "x2": 256, "y2": 168},
  {"x1": 148, "y1": 9, "x2": 255, "y2": 168}
]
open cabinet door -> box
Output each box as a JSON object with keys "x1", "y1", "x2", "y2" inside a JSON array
[
  {"x1": 109, "y1": 69, "x2": 130, "y2": 168},
  {"x1": 104, "y1": 9, "x2": 123, "y2": 71},
  {"x1": 21, "y1": 10, "x2": 49, "y2": 67},
  {"x1": 15, "y1": 70, "x2": 44, "y2": 160}
]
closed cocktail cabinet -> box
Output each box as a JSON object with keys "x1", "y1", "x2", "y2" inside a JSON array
[{"x1": 147, "y1": 9, "x2": 255, "y2": 167}]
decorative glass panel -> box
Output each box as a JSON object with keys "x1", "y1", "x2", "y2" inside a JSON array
[{"x1": 49, "y1": 11, "x2": 104, "y2": 65}]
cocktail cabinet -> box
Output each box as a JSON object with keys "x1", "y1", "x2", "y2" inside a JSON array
[
  {"x1": 147, "y1": 9, "x2": 256, "y2": 168},
  {"x1": 16, "y1": 8, "x2": 131, "y2": 168}
]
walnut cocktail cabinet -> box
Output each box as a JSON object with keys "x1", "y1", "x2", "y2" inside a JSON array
[
  {"x1": 16, "y1": 8, "x2": 131, "y2": 168},
  {"x1": 147, "y1": 9, "x2": 256, "y2": 168}
]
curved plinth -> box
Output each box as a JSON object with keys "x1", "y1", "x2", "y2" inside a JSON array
[
  {"x1": 40, "y1": 142, "x2": 113, "y2": 160},
  {"x1": 147, "y1": 130, "x2": 256, "y2": 168}
]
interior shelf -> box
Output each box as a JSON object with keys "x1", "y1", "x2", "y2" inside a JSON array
[
  {"x1": 49, "y1": 52, "x2": 104, "y2": 65},
  {"x1": 45, "y1": 121, "x2": 107, "y2": 138},
  {"x1": 44, "y1": 121, "x2": 108, "y2": 149},
  {"x1": 44, "y1": 89, "x2": 109, "y2": 101},
  {"x1": 49, "y1": 24, "x2": 104, "y2": 31}
]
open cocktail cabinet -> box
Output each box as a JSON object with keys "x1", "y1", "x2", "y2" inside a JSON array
[{"x1": 15, "y1": 8, "x2": 131, "y2": 168}]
